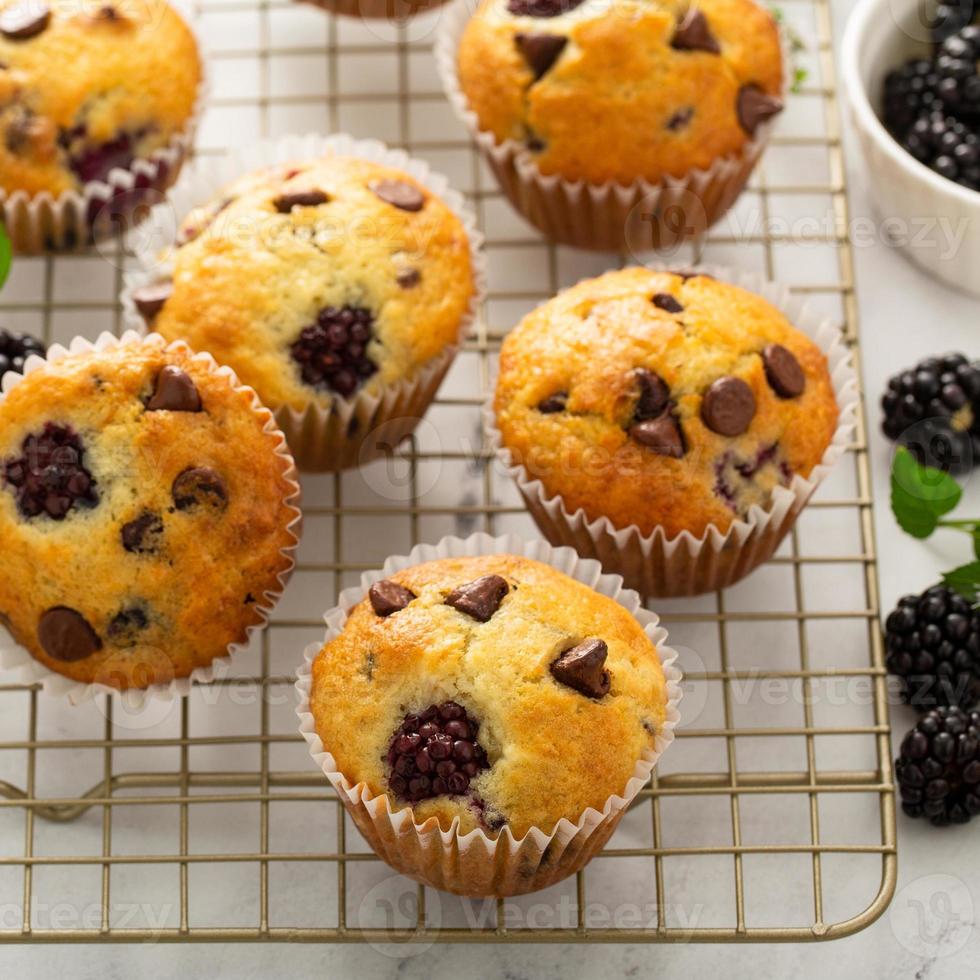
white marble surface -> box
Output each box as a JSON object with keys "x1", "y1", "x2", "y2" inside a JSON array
[{"x1": 4, "y1": 0, "x2": 980, "y2": 975}]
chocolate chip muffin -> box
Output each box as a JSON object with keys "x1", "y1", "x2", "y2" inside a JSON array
[
  {"x1": 0, "y1": 338, "x2": 299, "y2": 690},
  {"x1": 0, "y1": 0, "x2": 201, "y2": 197},
  {"x1": 133, "y1": 155, "x2": 476, "y2": 418},
  {"x1": 308, "y1": 553, "x2": 670, "y2": 839},
  {"x1": 455, "y1": 0, "x2": 783, "y2": 184},
  {"x1": 493, "y1": 268, "x2": 839, "y2": 540}
]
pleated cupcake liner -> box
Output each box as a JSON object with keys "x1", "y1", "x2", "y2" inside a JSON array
[
  {"x1": 121, "y1": 132, "x2": 487, "y2": 472},
  {"x1": 0, "y1": 331, "x2": 302, "y2": 709},
  {"x1": 296, "y1": 531, "x2": 683, "y2": 897},
  {"x1": 484, "y1": 265, "x2": 860, "y2": 598}
]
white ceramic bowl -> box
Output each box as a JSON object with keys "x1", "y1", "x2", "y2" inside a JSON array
[{"x1": 841, "y1": 0, "x2": 980, "y2": 296}]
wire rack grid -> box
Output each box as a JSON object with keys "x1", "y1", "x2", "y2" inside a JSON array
[{"x1": 0, "y1": 0, "x2": 896, "y2": 944}]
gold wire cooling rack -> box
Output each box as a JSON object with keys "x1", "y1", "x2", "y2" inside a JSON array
[{"x1": 0, "y1": 0, "x2": 895, "y2": 944}]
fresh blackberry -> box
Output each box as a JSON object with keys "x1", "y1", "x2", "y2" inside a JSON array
[
  {"x1": 290, "y1": 305, "x2": 377, "y2": 399},
  {"x1": 386, "y1": 701, "x2": 489, "y2": 803},
  {"x1": 881, "y1": 352, "x2": 980, "y2": 473},
  {"x1": 931, "y1": 1, "x2": 979, "y2": 44},
  {"x1": 936, "y1": 25, "x2": 980, "y2": 119},
  {"x1": 0, "y1": 329, "x2": 46, "y2": 386},
  {"x1": 883, "y1": 59, "x2": 943, "y2": 134},
  {"x1": 896, "y1": 706, "x2": 980, "y2": 825},
  {"x1": 886, "y1": 585, "x2": 980, "y2": 709}
]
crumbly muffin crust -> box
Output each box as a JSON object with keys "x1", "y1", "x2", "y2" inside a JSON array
[
  {"x1": 144, "y1": 155, "x2": 476, "y2": 413},
  {"x1": 0, "y1": 341, "x2": 297, "y2": 689},
  {"x1": 494, "y1": 268, "x2": 839, "y2": 539},
  {"x1": 457, "y1": 0, "x2": 783, "y2": 184},
  {"x1": 0, "y1": 0, "x2": 201, "y2": 197},
  {"x1": 309, "y1": 554, "x2": 669, "y2": 838}
]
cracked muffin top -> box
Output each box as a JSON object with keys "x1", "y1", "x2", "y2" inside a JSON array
[
  {"x1": 456, "y1": 0, "x2": 783, "y2": 184},
  {"x1": 0, "y1": 340, "x2": 298, "y2": 690},
  {"x1": 493, "y1": 268, "x2": 839, "y2": 539},
  {"x1": 0, "y1": 0, "x2": 201, "y2": 197},
  {"x1": 136, "y1": 155, "x2": 476, "y2": 413},
  {"x1": 309, "y1": 554, "x2": 669, "y2": 838}
]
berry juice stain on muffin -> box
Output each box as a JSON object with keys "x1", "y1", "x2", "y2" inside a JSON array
[
  {"x1": 494, "y1": 268, "x2": 839, "y2": 539},
  {"x1": 457, "y1": 0, "x2": 784, "y2": 184},
  {"x1": 144, "y1": 155, "x2": 475, "y2": 415},
  {"x1": 0, "y1": 341, "x2": 298, "y2": 690},
  {"x1": 309, "y1": 554, "x2": 669, "y2": 838}
]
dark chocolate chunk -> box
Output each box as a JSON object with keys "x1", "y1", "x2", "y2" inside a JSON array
[
  {"x1": 273, "y1": 189, "x2": 329, "y2": 213},
  {"x1": 550, "y1": 638, "x2": 610, "y2": 699},
  {"x1": 121, "y1": 511, "x2": 164, "y2": 554},
  {"x1": 507, "y1": 0, "x2": 584, "y2": 15},
  {"x1": 515, "y1": 32, "x2": 567, "y2": 79},
  {"x1": 0, "y1": 2, "x2": 50, "y2": 40},
  {"x1": 634, "y1": 369, "x2": 670, "y2": 421},
  {"x1": 396, "y1": 268, "x2": 421, "y2": 289},
  {"x1": 107, "y1": 605, "x2": 149, "y2": 647},
  {"x1": 538, "y1": 392, "x2": 567, "y2": 413},
  {"x1": 172, "y1": 467, "x2": 228, "y2": 512},
  {"x1": 701, "y1": 377, "x2": 756, "y2": 436},
  {"x1": 38, "y1": 606, "x2": 102, "y2": 662},
  {"x1": 762, "y1": 343, "x2": 805, "y2": 399},
  {"x1": 737, "y1": 84, "x2": 784, "y2": 135},
  {"x1": 671, "y1": 8, "x2": 720, "y2": 54},
  {"x1": 369, "y1": 179, "x2": 425, "y2": 212},
  {"x1": 630, "y1": 415, "x2": 686, "y2": 458},
  {"x1": 131, "y1": 281, "x2": 172, "y2": 321},
  {"x1": 652, "y1": 292, "x2": 684, "y2": 314},
  {"x1": 369, "y1": 579, "x2": 417, "y2": 617},
  {"x1": 445, "y1": 575, "x2": 509, "y2": 622},
  {"x1": 146, "y1": 366, "x2": 201, "y2": 413},
  {"x1": 666, "y1": 106, "x2": 695, "y2": 132}
]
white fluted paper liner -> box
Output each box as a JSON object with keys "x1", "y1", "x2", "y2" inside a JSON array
[
  {"x1": 0, "y1": 331, "x2": 302, "y2": 708},
  {"x1": 295, "y1": 532, "x2": 683, "y2": 897},
  {"x1": 435, "y1": 0, "x2": 784, "y2": 252},
  {"x1": 0, "y1": 10, "x2": 208, "y2": 254},
  {"x1": 485, "y1": 265, "x2": 860, "y2": 598},
  {"x1": 121, "y1": 132, "x2": 486, "y2": 472}
]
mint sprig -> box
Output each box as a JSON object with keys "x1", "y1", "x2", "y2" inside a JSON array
[{"x1": 891, "y1": 447, "x2": 980, "y2": 602}]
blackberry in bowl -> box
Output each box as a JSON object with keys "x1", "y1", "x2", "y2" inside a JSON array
[{"x1": 0, "y1": 329, "x2": 45, "y2": 385}]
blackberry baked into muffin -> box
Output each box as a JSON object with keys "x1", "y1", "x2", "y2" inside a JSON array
[
  {"x1": 493, "y1": 268, "x2": 839, "y2": 541},
  {"x1": 455, "y1": 0, "x2": 784, "y2": 185},
  {"x1": 0, "y1": 0, "x2": 200, "y2": 203},
  {"x1": 0, "y1": 338, "x2": 298, "y2": 690},
  {"x1": 308, "y1": 553, "x2": 670, "y2": 839}
]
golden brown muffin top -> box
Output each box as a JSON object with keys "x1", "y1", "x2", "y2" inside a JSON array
[
  {"x1": 142, "y1": 155, "x2": 476, "y2": 414},
  {"x1": 457, "y1": 0, "x2": 783, "y2": 184},
  {"x1": 0, "y1": 340, "x2": 298, "y2": 690},
  {"x1": 0, "y1": 0, "x2": 201, "y2": 197},
  {"x1": 309, "y1": 554, "x2": 669, "y2": 839},
  {"x1": 494, "y1": 268, "x2": 839, "y2": 539}
]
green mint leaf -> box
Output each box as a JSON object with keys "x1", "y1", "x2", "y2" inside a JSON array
[
  {"x1": 943, "y1": 560, "x2": 980, "y2": 602},
  {"x1": 972, "y1": 528, "x2": 980, "y2": 560},
  {"x1": 0, "y1": 222, "x2": 11, "y2": 293},
  {"x1": 792, "y1": 67, "x2": 808, "y2": 92},
  {"x1": 890, "y1": 447, "x2": 963, "y2": 539}
]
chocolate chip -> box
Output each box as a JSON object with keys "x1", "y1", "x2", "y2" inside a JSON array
[
  {"x1": 146, "y1": 366, "x2": 202, "y2": 413},
  {"x1": 630, "y1": 415, "x2": 686, "y2": 458},
  {"x1": 132, "y1": 281, "x2": 172, "y2": 322},
  {"x1": 550, "y1": 638, "x2": 610, "y2": 699},
  {"x1": 515, "y1": 32, "x2": 567, "y2": 79},
  {"x1": 762, "y1": 344, "x2": 805, "y2": 399},
  {"x1": 94, "y1": 4, "x2": 121, "y2": 20},
  {"x1": 671, "y1": 8, "x2": 720, "y2": 54},
  {"x1": 121, "y1": 511, "x2": 164, "y2": 554},
  {"x1": 445, "y1": 575, "x2": 509, "y2": 622},
  {"x1": 737, "y1": 84, "x2": 784, "y2": 135},
  {"x1": 670, "y1": 268, "x2": 712, "y2": 281},
  {"x1": 507, "y1": 0, "x2": 584, "y2": 15},
  {"x1": 369, "y1": 579, "x2": 416, "y2": 617},
  {"x1": 666, "y1": 107, "x2": 694, "y2": 132},
  {"x1": 634, "y1": 369, "x2": 670, "y2": 421},
  {"x1": 396, "y1": 268, "x2": 421, "y2": 289},
  {"x1": 0, "y1": 2, "x2": 50, "y2": 40},
  {"x1": 538, "y1": 392, "x2": 567, "y2": 413},
  {"x1": 701, "y1": 377, "x2": 756, "y2": 436},
  {"x1": 38, "y1": 606, "x2": 102, "y2": 663},
  {"x1": 172, "y1": 467, "x2": 227, "y2": 512},
  {"x1": 107, "y1": 605, "x2": 148, "y2": 647},
  {"x1": 273, "y1": 189, "x2": 329, "y2": 213},
  {"x1": 369, "y1": 179, "x2": 424, "y2": 212},
  {"x1": 652, "y1": 293, "x2": 684, "y2": 314}
]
